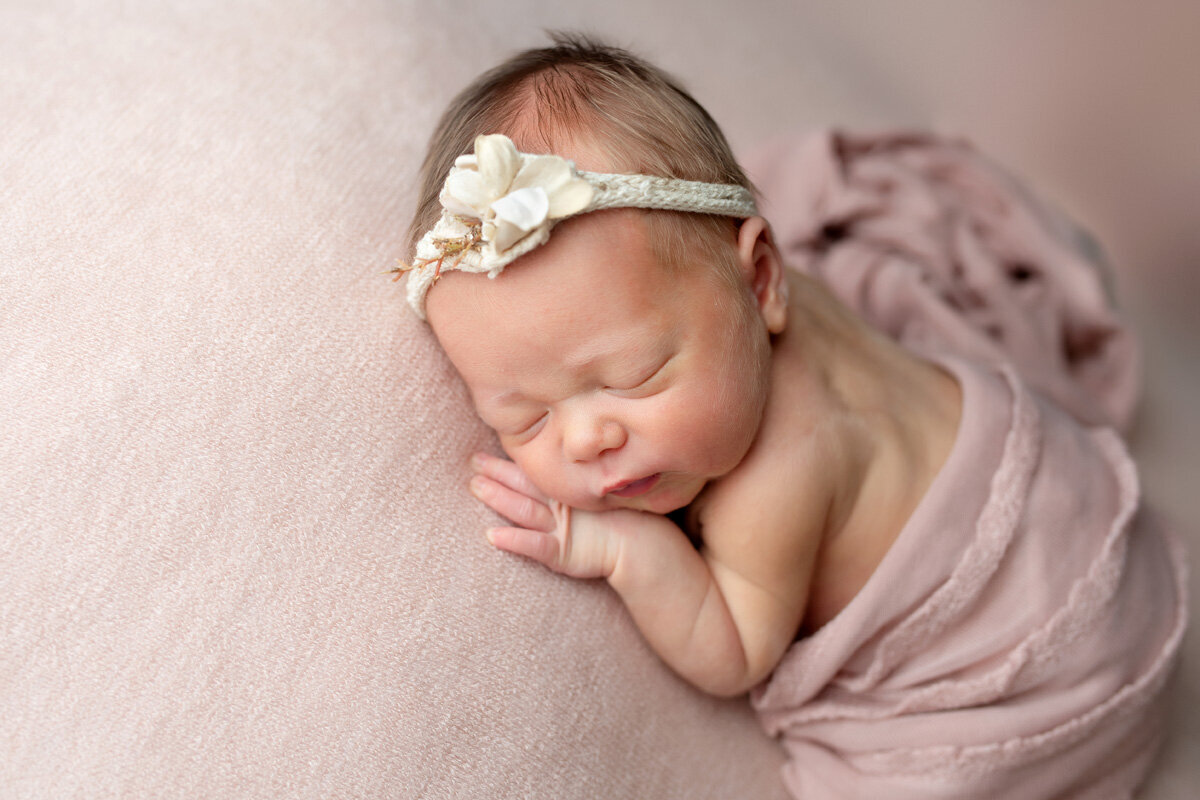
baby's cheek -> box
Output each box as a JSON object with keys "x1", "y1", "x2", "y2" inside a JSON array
[
  {"x1": 697, "y1": 382, "x2": 765, "y2": 458},
  {"x1": 507, "y1": 447, "x2": 584, "y2": 506},
  {"x1": 653, "y1": 393, "x2": 747, "y2": 468}
]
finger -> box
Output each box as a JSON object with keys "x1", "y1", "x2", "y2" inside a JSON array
[
  {"x1": 486, "y1": 526, "x2": 562, "y2": 569},
  {"x1": 470, "y1": 452, "x2": 547, "y2": 501},
  {"x1": 469, "y1": 474, "x2": 556, "y2": 532}
]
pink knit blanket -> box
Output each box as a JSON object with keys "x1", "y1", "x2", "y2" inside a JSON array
[{"x1": 746, "y1": 133, "x2": 1187, "y2": 798}]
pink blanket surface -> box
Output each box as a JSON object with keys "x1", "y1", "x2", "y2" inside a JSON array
[{"x1": 746, "y1": 132, "x2": 1187, "y2": 798}]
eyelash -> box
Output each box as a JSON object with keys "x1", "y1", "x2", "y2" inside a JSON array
[
  {"x1": 503, "y1": 356, "x2": 673, "y2": 441},
  {"x1": 606, "y1": 357, "x2": 670, "y2": 394},
  {"x1": 511, "y1": 413, "x2": 547, "y2": 438}
]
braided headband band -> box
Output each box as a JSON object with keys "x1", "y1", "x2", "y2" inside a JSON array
[{"x1": 397, "y1": 133, "x2": 758, "y2": 319}]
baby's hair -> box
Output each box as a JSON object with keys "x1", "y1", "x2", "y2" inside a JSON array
[{"x1": 408, "y1": 32, "x2": 757, "y2": 288}]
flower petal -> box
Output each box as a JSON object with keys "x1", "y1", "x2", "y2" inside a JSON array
[
  {"x1": 546, "y1": 178, "x2": 594, "y2": 218},
  {"x1": 491, "y1": 187, "x2": 549, "y2": 252},
  {"x1": 492, "y1": 186, "x2": 549, "y2": 228},
  {"x1": 490, "y1": 218, "x2": 530, "y2": 254},
  {"x1": 439, "y1": 190, "x2": 478, "y2": 219},
  {"x1": 474, "y1": 134, "x2": 521, "y2": 199},
  {"x1": 443, "y1": 168, "x2": 490, "y2": 217},
  {"x1": 510, "y1": 156, "x2": 572, "y2": 194}
]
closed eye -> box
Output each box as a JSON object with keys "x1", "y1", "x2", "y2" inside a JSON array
[
  {"x1": 511, "y1": 412, "x2": 547, "y2": 439},
  {"x1": 481, "y1": 406, "x2": 547, "y2": 443},
  {"x1": 605, "y1": 355, "x2": 673, "y2": 395}
]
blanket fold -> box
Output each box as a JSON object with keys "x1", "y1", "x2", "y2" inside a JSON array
[{"x1": 746, "y1": 130, "x2": 1140, "y2": 432}]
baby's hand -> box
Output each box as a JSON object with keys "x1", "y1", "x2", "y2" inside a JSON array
[{"x1": 469, "y1": 452, "x2": 629, "y2": 580}]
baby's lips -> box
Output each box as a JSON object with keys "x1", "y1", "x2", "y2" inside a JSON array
[{"x1": 606, "y1": 473, "x2": 661, "y2": 498}]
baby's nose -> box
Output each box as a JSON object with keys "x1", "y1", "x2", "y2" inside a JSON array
[{"x1": 563, "y1": 415, "x2": 626, "y2": 463}]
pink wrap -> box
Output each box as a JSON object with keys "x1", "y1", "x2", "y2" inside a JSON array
[
  {"x1": 747, "y1": 130, "x2": 1141, "y2": 432},
  {"x1": 746, "y1": 132, "x2": 1187, "y2": 798}
]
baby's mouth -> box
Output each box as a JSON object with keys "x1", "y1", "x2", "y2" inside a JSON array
[{"x1": 607, "y1": 473, "x2": 661, "y2": 498}]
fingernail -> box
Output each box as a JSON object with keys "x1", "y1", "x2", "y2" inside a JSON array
[
  {"x1": 485, "y1": 528, "x2": 499, "y2": 546},
  {"x1": 468, "y1": 476, "x2": 483, "y2": 498},
  {"x1": 469, "y1": 452, "x2": 486, "y2": 471}
]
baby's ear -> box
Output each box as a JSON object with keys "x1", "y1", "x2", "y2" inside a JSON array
[{"x1": 736, "y1": 216, "x2": 788, "y2": 334}]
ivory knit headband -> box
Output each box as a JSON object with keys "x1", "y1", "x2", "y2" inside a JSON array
[{"x1": 397, "y1": 133, "x2": 758, "y2": 319}]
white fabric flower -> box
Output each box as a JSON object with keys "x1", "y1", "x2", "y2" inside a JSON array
[{"x1": 438, "y1": 134, "x2": 594, "y2": 262}]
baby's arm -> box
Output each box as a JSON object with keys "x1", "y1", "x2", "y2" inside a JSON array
[{"x1": 470, "y1": 453, "x2": 811, "y2": 696}]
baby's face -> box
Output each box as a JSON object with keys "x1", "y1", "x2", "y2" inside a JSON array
[{"x1": 427, "y1": 209, "x2": 774, "y2": 514}]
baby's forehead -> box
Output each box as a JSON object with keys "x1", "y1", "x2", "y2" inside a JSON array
[
  {"x1": 430, "y1": 286, "x2": 679, "y2": 387},
  {"x1": 425, "y1": 207, "x2": 745, "y2": 358},
  {"x1": 434, "y1": 270, "x2": 671, "y2": 352}
]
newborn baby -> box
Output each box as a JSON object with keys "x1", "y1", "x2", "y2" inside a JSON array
[
  {"x1": 431, "y1": 185, "x2": 960, "y2": 696},
  {"x1": 401, "y1": 33, "x2": 1185, "y2": 800}
]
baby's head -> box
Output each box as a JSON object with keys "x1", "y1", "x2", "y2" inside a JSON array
[
  {"x1": 409, "y1": 33, "x2": 788, "y2": 514},
  {"x1": 406, "y1": 32, "x2": 754, "y2": 291}
]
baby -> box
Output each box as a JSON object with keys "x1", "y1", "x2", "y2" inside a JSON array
[{"x1": 402, "y1": 34, "x2": 1186, "y2": 799}]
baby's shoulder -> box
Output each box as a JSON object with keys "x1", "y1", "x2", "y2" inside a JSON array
[{"x1": 687, "y1": 404, "x2": 838, "y2": 589}]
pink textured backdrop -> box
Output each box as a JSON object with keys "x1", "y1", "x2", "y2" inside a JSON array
[{"x1": 2, "y1": 1, "x2": 1195, "y2": 797}]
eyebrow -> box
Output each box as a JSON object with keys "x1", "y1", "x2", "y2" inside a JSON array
[{"x1": 560, "y1": 326, "x2": 670, "y2": 372}]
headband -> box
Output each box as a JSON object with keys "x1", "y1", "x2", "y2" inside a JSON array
[{"x1": 396, "y1": 133, "x2": 758, "y2": 319}]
